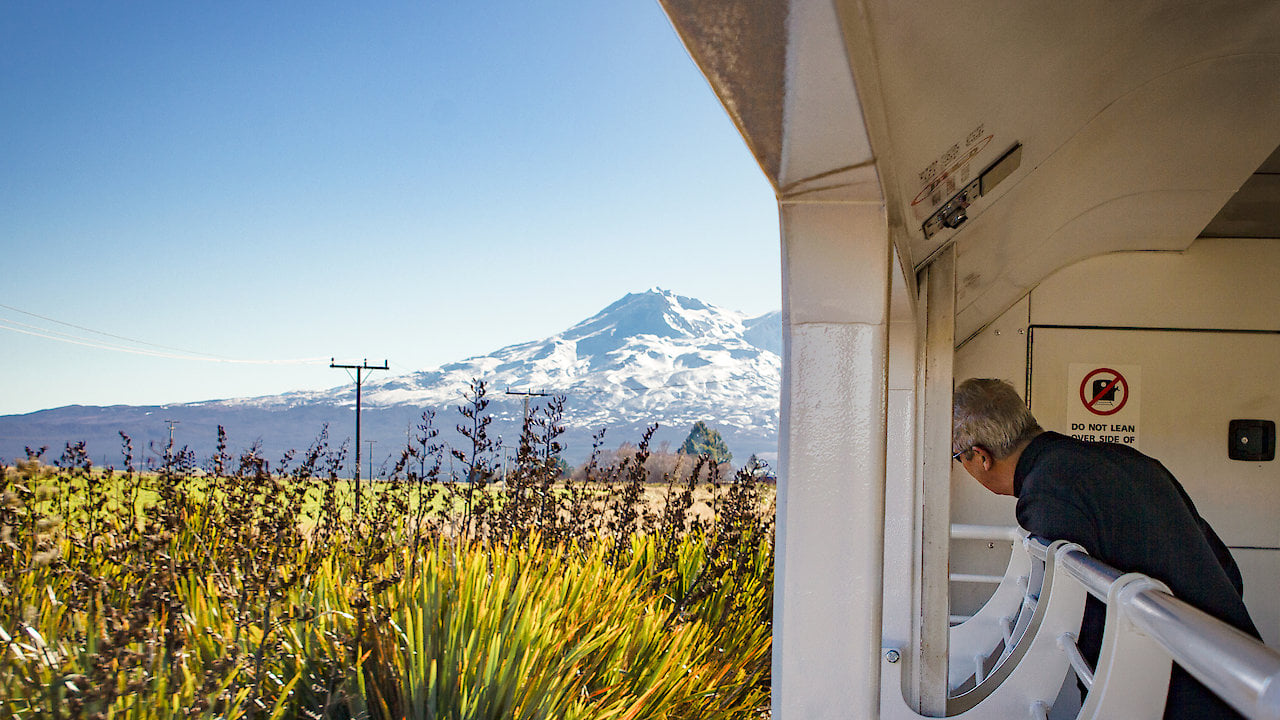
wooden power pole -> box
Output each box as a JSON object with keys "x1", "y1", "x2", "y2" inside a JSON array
[{"x1": 331, "y1": 358, "x2": 388, "y2": 514}]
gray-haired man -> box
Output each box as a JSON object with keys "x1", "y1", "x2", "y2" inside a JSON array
[{"x1": 952, "y1": 378, "x2": 1259, "y2": 720}]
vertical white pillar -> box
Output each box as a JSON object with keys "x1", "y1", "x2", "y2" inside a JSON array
[
  {"x1": 915, "y1": 248, "x2": 957, "y2": 715},
  {"x1": 882, "y1": 251, "x2": 922, "y2": 714},
  {"x1": 774, "y1": 200, "x2": 892, "y2": 720}
]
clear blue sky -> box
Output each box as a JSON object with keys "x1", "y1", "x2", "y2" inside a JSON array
[{"x1": 0, "y1": 1, "x2": 779, "y2": 415}]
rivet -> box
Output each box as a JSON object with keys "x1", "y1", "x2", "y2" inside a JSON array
[{"x1": 884, "y1": 649, "x2": 901, "y2": 664}]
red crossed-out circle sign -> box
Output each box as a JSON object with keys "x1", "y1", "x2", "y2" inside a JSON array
[{"x1": 1079, "y1": 368, "x2": 1129, "y2": 416}]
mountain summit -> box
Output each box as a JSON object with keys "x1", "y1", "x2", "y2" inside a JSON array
[{"x1": 1, "y1": 290, "x2": 781, "y2": 466}]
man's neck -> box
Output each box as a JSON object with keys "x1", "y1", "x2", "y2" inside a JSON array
[
  {"x1": 997, "y1": 431, "x2": 1043, "y2": 495},
  {"x1": 990, "y1": 432, "x2": 1041, "y2": 496}
]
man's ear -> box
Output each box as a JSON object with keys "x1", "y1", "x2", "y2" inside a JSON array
[{"x1": 972, "y1": 445, "x2": 993, "y2": 469}]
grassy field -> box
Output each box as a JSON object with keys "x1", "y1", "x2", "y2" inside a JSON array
[{"x1": 0, "y1": 389, "x2": 775, "y2": 719}]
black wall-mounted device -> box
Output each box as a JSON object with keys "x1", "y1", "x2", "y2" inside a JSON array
[{"x1": 1228, "y1": 419, "x2": 1275, "y2": 461}]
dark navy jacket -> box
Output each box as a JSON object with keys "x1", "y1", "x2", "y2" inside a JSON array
[{"x1": 1014, "y1": 431, "x2": 1260, "y2": 720}]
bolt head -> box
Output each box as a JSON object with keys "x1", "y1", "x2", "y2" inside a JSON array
[
  {"x1": 884, "y1": 649, "x2": 901, "y2": 663},
  {"x1": 942, "y1": 204, "x2": 969, "y2": 229}
]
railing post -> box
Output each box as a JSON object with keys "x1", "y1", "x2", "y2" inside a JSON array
[{"x1": 1076, "y1": 574, "x2": 1173, "y2": 719}]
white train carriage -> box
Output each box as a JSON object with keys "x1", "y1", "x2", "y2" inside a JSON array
[{"x1": 656, "y1": 2, "x2": 1280, "y2": 717}]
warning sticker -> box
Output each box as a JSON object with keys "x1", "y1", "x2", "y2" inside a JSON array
[
  {"x1": 910, "y1": 123, "x2": 993, "y2": 220},
  {"x1": 1066, "y1": 364, "x2": 1141, "y2": 448}
]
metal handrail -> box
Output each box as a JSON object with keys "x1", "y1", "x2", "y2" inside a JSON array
[
  {"x1": 1127, "y1": 590, "x2": 1280, "y2": 720},
  {"x1": 951, "y1": 524, "x2": 1022, "y2": 542},
  {"x1": 1027, "y1": 537, "x2": 1280, "y2": 720},
  {"x1": 1056, "y1": 547, "x2": 1123, "y2": 601}
]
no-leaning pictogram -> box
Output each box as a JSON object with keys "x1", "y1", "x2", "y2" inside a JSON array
[
  {"x1": 1065, "y1": 362, "x2": 1140, "y2": 448},
  {"x1": 1079, "y1": 368, "x2": 1129, "y2": 416}
]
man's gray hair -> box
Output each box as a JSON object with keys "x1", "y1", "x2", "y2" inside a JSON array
[{"x1": 953, "y1": 378, "x2": 1043, "y2": 459}]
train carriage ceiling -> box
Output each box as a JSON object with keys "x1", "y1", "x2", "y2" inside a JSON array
[
  {"x1": 1200, "y1": 144, "x2": 1280, "y2": 239},
  {"x1": 659, "y1": 0, "x2": 1280, "y2": 341}
]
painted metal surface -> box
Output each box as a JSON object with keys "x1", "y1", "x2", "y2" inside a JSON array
[
  {"x1": 1028, "y1": 326, "x2": 1280, "y2": 648},
  {"x1": 954, "y1": 239, "x2": 1280, "y2": 634},
  {"x1": 883, "y1": 247, "x2": 922, "y2": 711},
  {"x1": 659, "y1": 0, "x2": 1280, "y2": 340},
  {"x1": 948, "y1": 528, "x2": 1029, "y2": 693},
  {"x1": 938, "y1": 522, "x2": 1280, "y2": 719},
  {"x1": 1053, "y1": 543, "x2": 1280, "y2": 720},
  {"x1": 883, "y1": 542, "x2": 1088, "y2": 719},
  {"x1": 777, "y1": 320, "x2": 887, "y2": 717},
  {"x1": 654, "y1": 2, "x2": 1280, "y2": 717},
  {"x1": 907, "y1": 247, "x2": 957, "y2": 713},
  {"x1": 778, "y1": 199, "x2": 892, "y2": 719},
  {"x1": 1075, "y1": 574, "x2": 1173, "y2": 719}
]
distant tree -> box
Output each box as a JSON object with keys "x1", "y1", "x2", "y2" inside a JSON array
[
  {"x1": 552, "y1": 456, "x2": 571, "y2": 478},
  {"x1": 678, "y1": 421, "x2": 733, "y2": 465}
]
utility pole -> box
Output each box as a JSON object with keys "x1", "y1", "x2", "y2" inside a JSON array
[
  {"x1": 163, "y1": 419, "x2": 180, "y2": 465},
  {"x1": 505, "y1": 388, "x2": 557, "y2": 468},
  {"x1": 504, "y1": 387, "x2": 549, "y2": 426},
  {"x1": 331, "y1": 358, "x2": 388, "y2": 514}
]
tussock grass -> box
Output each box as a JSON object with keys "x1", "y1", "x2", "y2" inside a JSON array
[{"x1": 0, "y1": 381, "x2": 774, "y2": 719}]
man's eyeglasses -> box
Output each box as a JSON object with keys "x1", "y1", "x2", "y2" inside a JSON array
[{"x1": 952, "y1": 447, "x2": 973, "y2": 462}]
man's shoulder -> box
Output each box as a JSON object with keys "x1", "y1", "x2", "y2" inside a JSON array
[
  {"x1": 1028, "y1": 431, "x2": 1148, "y2": 465},
  {"x1": 1018, "y1": 432, "x2": 1089, "y2": 475},
  {"x1": 1015, "y1": 432, "x2": 1132, "y2": 497},
  {"x1": 1019, "y1": 431, "x2": 1172, "y2": 504}
]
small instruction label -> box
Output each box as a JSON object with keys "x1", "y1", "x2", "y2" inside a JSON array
[{"x1": 911, "y1": 123, "x2": 993, "y2": 219}]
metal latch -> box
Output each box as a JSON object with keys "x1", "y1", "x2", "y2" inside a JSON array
[{"x1": 922, "y1": 142, "x2": 1023, "y2": 239}]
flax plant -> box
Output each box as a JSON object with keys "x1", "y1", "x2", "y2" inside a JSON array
[
  {"x1": 0, "y1": 380, "x2": 774, "y2": 719},
  {"x1": 361, "y1": 536, "x2": 769, "y2": 720}
]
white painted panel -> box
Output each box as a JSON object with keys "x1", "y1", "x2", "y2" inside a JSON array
[
  {"x1": 780, "y1": 0, "x2": 874, "y2": 189},
  {"x1": 1028, "y1": 328, "x2": 1280, "y2": 548},
  {"x1": 948, "y1": 239, "x2": 1280, "y2": 635},
  {"x1": 1029, "y1": 327, "x2": 1280, "y2": 643},
  {"x1": 777, "y1": 199, "x2": 891, "y2": 720},
  {"x1": 782, "y1": 203, "x2": 891, "y2": 325},
  {"x1": 1235, "y1": 549, "x2": 1280, "y2": 647},
  {"x1": 912, "y1": 248, "x2": 955, "y2": 714},
  {"x1": 1032, "y1": 238, "x2": 1280, "y2": 331}
]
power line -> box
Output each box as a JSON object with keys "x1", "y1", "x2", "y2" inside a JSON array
[
  {"x1": 0, "y1": 320, "x2": 191, "y2": 358},
  {"x1": 0, "y1": 312, "x2": 326, "y2": 365},
  {"x1": 0, "y1": 302, "x2": 230, "y2": 358}
]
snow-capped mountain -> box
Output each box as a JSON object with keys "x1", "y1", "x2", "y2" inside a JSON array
[{"x1": 0, "y1": 290, "x2": 781, "y2": 468}]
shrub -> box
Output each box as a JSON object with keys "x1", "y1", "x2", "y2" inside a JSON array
[{"x1": 0, "y1": 380, "x2": 774, "y2": 719}]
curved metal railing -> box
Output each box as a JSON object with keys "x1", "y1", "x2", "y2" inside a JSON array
[
  {"x1": 926, "y1": 526, "x2": 1280, "y2": 719},
  {"x1": 1046, "y1": 538, "x2": 1280, "y2": 720}
]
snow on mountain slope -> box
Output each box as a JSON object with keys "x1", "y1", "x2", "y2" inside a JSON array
[{"x1": 226, "y1": 288, "x2": 780, "y2": 438}]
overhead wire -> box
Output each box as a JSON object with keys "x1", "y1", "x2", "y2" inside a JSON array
[
  {"x1": 0, "y1": 304, "x2": 327, "y2": 366},
  {"x1": 0, "y1": 301, "x2": 235, "y2": 358}
]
